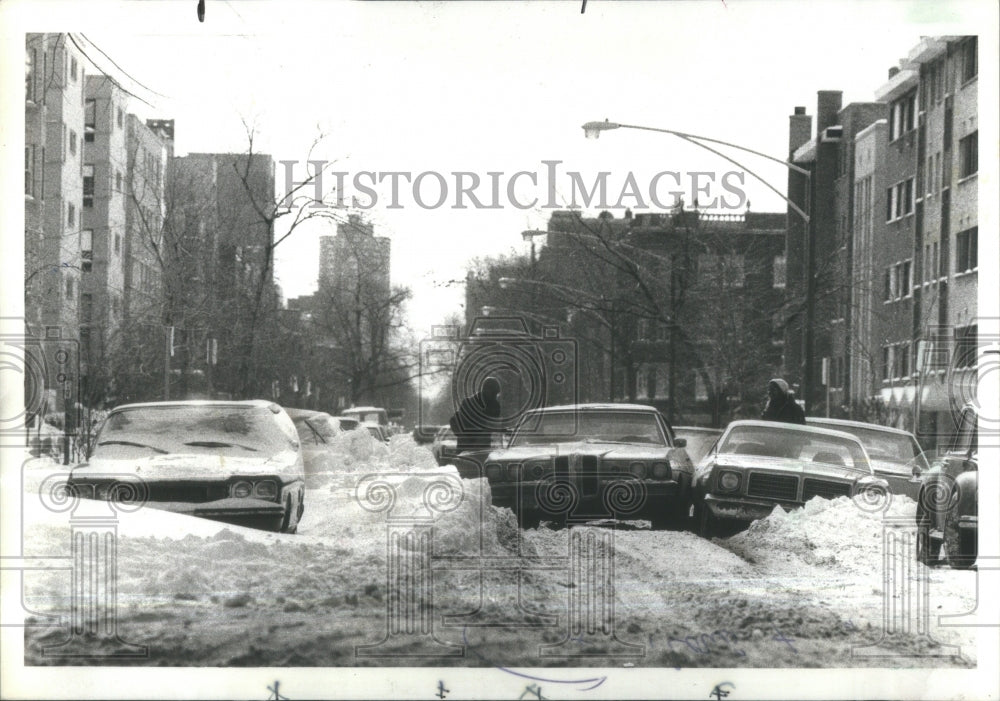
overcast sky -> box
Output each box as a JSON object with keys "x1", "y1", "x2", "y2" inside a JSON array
[{"x1": 3, "y1": 0, "x2": 996, "y2": 335}]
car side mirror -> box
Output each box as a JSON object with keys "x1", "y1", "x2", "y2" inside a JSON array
[{"x1": 674, "y1": 437, "x2": 687, "y2": 448}]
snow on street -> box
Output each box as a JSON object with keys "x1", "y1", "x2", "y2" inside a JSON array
[{"x1": 18, "y1": 433, "x2": 978, "y2": 668}]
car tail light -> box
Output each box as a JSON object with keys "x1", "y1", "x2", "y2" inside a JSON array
[
  {"x1": 231, "y1": 481, "x2": 253, "y2": 498},
  {"x1": 485, "y1": 463, "x2": 503, "y2": 481},
  {"x1": 254, "y1": 480, "x2": 278, "y2": 500},
  {"x1": 629, "y1": 462, "x2": 646, "y2": 478},
  {"x1": 719, "y1": 471, "x2": 741, "y2": 492},
  {"x1": 651, "y1": 461, "x2": 671, "y2": 479}
]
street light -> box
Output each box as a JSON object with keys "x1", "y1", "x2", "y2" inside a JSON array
[
  {"x1": 521, "y1": 229, "x2": 548, "y2": 267},
  {"x1": 582, "y1": 117, "x2": 816, "y2": 412}
]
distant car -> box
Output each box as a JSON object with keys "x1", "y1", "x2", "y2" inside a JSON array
[
  {"x1": 432, "y1": 426, "x2": 458, "y2": 465},
  {"x1": 693, "y1": 420, "x2": 888, "y2": 538},
  {"x1": 333, "y1": 416, "x2": 361, "y2": 432},
  {"x1": 807, "y1": 418, "x2": 929, "y2": 500},
  {"x1": 67, "y1": 400, "x2": 306, "y2": 533},
  {"x1": 916, "y1": 403, "x2": 978, "y2": 569},
  {"x1": 341, "y1": 407, "x2": 390, "y2": 433},
  {"x1": 286, "y1": 408, "x2": 343, "y2": 486},
  {"x1": 365, "y1": 423, "x2": 390, "y2": 443},
  {"x1": 672, "y1": 426, "x2": 723, "y2": 465},
  {"x1": 481, "y1": 403, "x2": 694, "y2": 529}
]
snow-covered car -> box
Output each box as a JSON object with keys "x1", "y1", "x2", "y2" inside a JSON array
[
  {"x1": 433, "y1": 425, "x2": 458, "y2": 465},
  {"x1": 807, "y1": 418, "x2": 928, "y2": 500},
  {"x1": 333, "y1": 416, "x2": 360, "y2": 432},
  {"x1": 286, "y1": 408, "x2": 342, "y2": 486},
  {"x1": 341, "y1": 406, "x2": 390, "y2": 433},
  {"x1": 693, "y1": 420, "x2": 888, "y2": 537},
  {"x1": 365, "y1": 423, "x2": 390, "y2": 443},
  {"x1": 481, "y1": 403, "x2": 694, "y2": 529},
  {"x1": 672, "y1": 426, "x2": 723, "y2": 466},
  {"x1": 916, "y1": 403, "x2": 978, "y2": 569},
  {"x1": 67, "y1": 400, "x2": 306, "y2": 533},
  {"x1": 413, "y1": 424, "x2": 444, "y2": 445}
]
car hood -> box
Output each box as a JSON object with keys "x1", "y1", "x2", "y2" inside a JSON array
[
  {"x1": 489, "y1": 441, "x2": 677, "y2": 462},
  {"x1": 708, "y1": 454, "x2": 868, "y2": 482},
  {"x1": 71, "y1": 451, "x2": 302, "y2": 480}
]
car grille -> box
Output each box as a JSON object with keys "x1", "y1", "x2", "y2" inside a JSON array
[
  {"x1": 746, "y1": 473, "x2": 798, "y2": 502},
  {"x1": 802, "y1": 478, "x2": 850, "y2": 501}
]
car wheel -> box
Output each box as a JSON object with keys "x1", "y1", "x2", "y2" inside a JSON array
[
  {"x1": 945, "y1": 499, "x2": 976, "y2": 570},
  {"x1": 697, "y1": 504, "x2": 718, "y2": 539},
  {"x1": 915, "y1": 506, "x2": 940, "y2": 566}
]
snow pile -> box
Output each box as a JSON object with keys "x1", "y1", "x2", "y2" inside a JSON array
[
  {"x1": 314, "y1": 430, "x2": 440, "y2": 489},
  {"x1": 386, "y1": 432, "x2": 439, "y2": 471},
  {"x1": 725, "y1": 494, "x2": 916, "y2": 574}
]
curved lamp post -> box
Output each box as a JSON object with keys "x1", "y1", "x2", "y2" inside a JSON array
[{"x1": 582, "y1": 118, "x2": 817, "y2": 413}]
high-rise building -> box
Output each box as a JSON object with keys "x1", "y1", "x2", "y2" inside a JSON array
[{"x1": 318, "y1": 214, "x2": 391, "y2": 298}]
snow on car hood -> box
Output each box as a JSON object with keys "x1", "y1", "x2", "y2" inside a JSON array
[
  {"x1": 488, "y1": 441, "x2": 678, "y2": 462},
  {"x1": 71, "y1": 451, "x2": 302, "y2": 481}
]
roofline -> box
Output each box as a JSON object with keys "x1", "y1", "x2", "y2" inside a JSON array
[
  {"x1": 806, "y1": 417, "x2": 915, "y2": 436},
  {"x1": 723, "y1": 419, "x2": 867, "y2": 445},
  {"x1": 525, "y1": 403, "x2": 660, "y2": 413},
  {"x1": 109, "y1": 399, "x2": 277, "y2": 410}
]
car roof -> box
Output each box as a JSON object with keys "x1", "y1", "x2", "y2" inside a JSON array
[
  {"x1": 674, "y1": 425, "x2": 723, "y2": 434},
  {"x1": 111, "y1": 399, "x2": 279, "y2": 411},
  {"x1": 285, "y1": 408, "x2": 331, "y2": 420},
  {"x1": 723, "y1": 419, "x2": 868, "y2": 446},
  {"x1": 524, "y1": 403, "x2": 661, "y2": 414},
  {"x1": 806, "y1": 417, "x2": 916, "y2": 437},
  {"x1": 343, "y1": 406, "x2": 386, "y2": 412}
]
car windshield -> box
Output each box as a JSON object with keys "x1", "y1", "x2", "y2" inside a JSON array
[
  {"x1": 336, "y1": 417, "x2": 360, "y2": 431},
  {"x1": 811, "y1": 422, "x2": 926, "y2": 467},
  {"x1": 718, "y1": 424, "x2": 870, "y2": 472},
  {"x1": 294, "y1": 415, "x2": 338, "y2": 445},
  {"x1": 344, "y1": 410, "x2": 385, "y2": 424},
  {"x1": 93, "y1": 405, "x2": 296, "y2": 459},
  {"x1": 509, "y1": 410, "x2": 666, "y2": 447}
]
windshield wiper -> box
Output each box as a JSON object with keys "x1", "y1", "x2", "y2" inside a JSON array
[
  {"x1": 97, "y1": 440, "x2": 168, "y2": 454},
  {"x1": 183, "y1": 441, "x2": 259, "y2": 452}
]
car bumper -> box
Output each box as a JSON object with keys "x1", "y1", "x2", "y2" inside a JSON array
[
  {"x1": 87, "y1": 496, "x2": 287, "y2": 532},
  {"x1": 703, "y1": 494, "x2": 796, "y2": 525},
  {"x1": 490, "y1": 479, "x2": 686, "y2": 516}
]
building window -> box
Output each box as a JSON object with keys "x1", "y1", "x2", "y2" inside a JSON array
[
  {"x1": 84, "y1": 98, "x2": 96, "y2": 142},
  {"x1": 65, "y1": 276, "x2": 74, "y2": 300},
  {"x1": 886, "y1": 178, "x2": 914, "y2": 221},
  {"x1": 901, "y1": 260, "x2": 911, "y2": 297},
  {"x1": 81, "y1": 229, "x2": 93, "y2": 272},
  {"x1": 956, "y1": 227, "x2": 978, "y2": 273},
  {"x1": 884, "y1": 260, "x2": 912, "y2": 301},
  {"x1": 117, "y1": 107, "x2": 123, "y2": 129},
  {"x1": 882, "y1": 346, "x2": 892, "y2": 381},
  {"x1": 25, "y1": 48, "x2": 37, "y2": 102},
  {"x1": 889, "y1": 92, "x2": 916, "y2": 141},
  {"x1": 67, "y1": 202, "x2": 75, "y2": 228},
  {"x1": 897, "y1": 343, "x2": 911, "y2": 378},
  {"x1": 24, "y1": 145, "x2": 35, "y2": 197},
  {"x1": 115, "y1": 170, "x2": 123, "y2": 192},
  {"x1": 69, "y1": 130, "x2": 77, "y2": 157},
  {"x1": 954, "y1": 325, "x2": 978, "y2": 369},
  {"x1": 114, "y1": 233, "x2": 121, "y2": 255},
  {"x1": 69, "y1": 55, "x2": 77, "y2": 82},
  {"x1": 83, "y1": 164, "x2": 94, "y2": 207},
  {"x1": 80, "y1": 293, "x2": 92, "y2": 324},
  {"x1": 961, "y1": 37, "x2": 977, "y2": 83},
  {"x1": 772, "y1": 255, "x2": 786, "y2": 289},
  {"x1": 959, "y1": 132, "x2": 978, "y2": 178}
]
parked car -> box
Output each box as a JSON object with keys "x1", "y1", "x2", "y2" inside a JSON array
[
  {"x1": 333, "y1": 416, "x2": 361, "y2": 432},
  {"x1": 67, "y1": 400, "x2": 306, "y2": 533},
  {"x1": 480, "y1": 403, "x2": 694, "y2": 529},
  {"x1": 341, "y1": 407, "x2": 390, "y2": 433},
  {"x1": 365, "y1": 423, "x2": 390, "y2": 443},
  {"x1": 916, "y1": 403, "x2": 978, "y2": 569},
  {"x1": 432, "y1": 426, "x2": 458, "y2": 465},
  {"x1": 672, "y1": 426, "x2": 723, "y2": 466},
  {"x1": 693, "y1": 420, "x2": 888, "y2": 538},
  {"x1": 807, "y1": 418, "x2": 929, "y2": 500},
  {"x1": 286, "y1": 408, "x2": 343, "y2": 486}
]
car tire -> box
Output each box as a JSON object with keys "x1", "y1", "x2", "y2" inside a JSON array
[
  {"x1": 915, "y1": 506, "x2": 940, "y2": 566},
  {"x1": 697, "y1": 504, "x2": 718, "y2": 539},
  {"x1": 945, "y1": 497, "x2": 976, "y2": 570}
]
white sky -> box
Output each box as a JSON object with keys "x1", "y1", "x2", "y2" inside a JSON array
[{"x1": 2, "y1": 0, "x2": 997, "y2": 336}]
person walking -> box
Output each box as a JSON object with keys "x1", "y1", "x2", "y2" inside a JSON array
[
  {"x1": 450, "y1": 377, "x2": 503, "y2": 453},
  {"x1": 761, "y1": 378, "x2": 806, "y2": 425}
]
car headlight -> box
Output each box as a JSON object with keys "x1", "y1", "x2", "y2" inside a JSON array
[
  {"x1": 719, "y1": 471, "x2": 741, "y2": 492},
  {"x1": 254, "y1": 480, "x2": 278, "y2": 500},
  {"x1": 651, "y1": 461, "x2": 671, "y2": 479},
  {"x1": 629, "y1": 461, "x2": 646, "y2": 478},
  {"x1": 485, "y1": 463, "x2": 503, "y2": 481},
  {"x1": 231, "y1": 481, "x2": 253, "y2": 498}
]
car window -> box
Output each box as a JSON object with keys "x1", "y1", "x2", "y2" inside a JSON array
[
  {"x1": 509, "y1": 411, "x2": 667, "y2": 447},
  {"x1": 94, "y1": 405, "x2": 297, "y2": 458},
  {"x1": 719, "y1": 425, "x2": 869, "y2": 472},
  {"x1": 810, "y1": 421, "x2": 921, "y2": 465},
  {"x1": 676, "y1": 430, "x2": 721, "y2": 463},
  {"x1": 952, "y1": 408, "x2": 977, "y2": 454},
  {"x1": 293, "y1": 417, "x2": 326, "y2": 446}
]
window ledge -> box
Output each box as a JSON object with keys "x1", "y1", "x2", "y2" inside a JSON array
[
  {"x1": 957, "y1": 173, "x2": 977, "y2": 186},
  {"x1": 960, "y1": 75, "x2": 978, "y2": 90},
  {"x1": 955, "y1": 268, "x2": 978, "y2": 279}
]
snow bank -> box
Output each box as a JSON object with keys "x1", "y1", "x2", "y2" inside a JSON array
[{"x1": 725, "y1": 494, "x2": 917, "y2": 574}]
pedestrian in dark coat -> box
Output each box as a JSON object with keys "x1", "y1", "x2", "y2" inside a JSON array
[
  {"x1": 450, "y1": 377, "x2": 502, "y2": 452},
  {"x1": 762, "y1": 378, "x2": 806, "y2": 425}
]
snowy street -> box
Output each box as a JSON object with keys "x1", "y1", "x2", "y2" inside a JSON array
[{"x1": 19, "y1": 433, "x2": 977, "y2": 668}]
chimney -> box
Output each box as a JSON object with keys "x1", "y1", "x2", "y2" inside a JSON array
[
  {"x1": 789, "y1": 106, "x2": 812, "y2": 155},
  {"x1": 816, "y1": 90, "x2": 843, "y2": 135}
]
